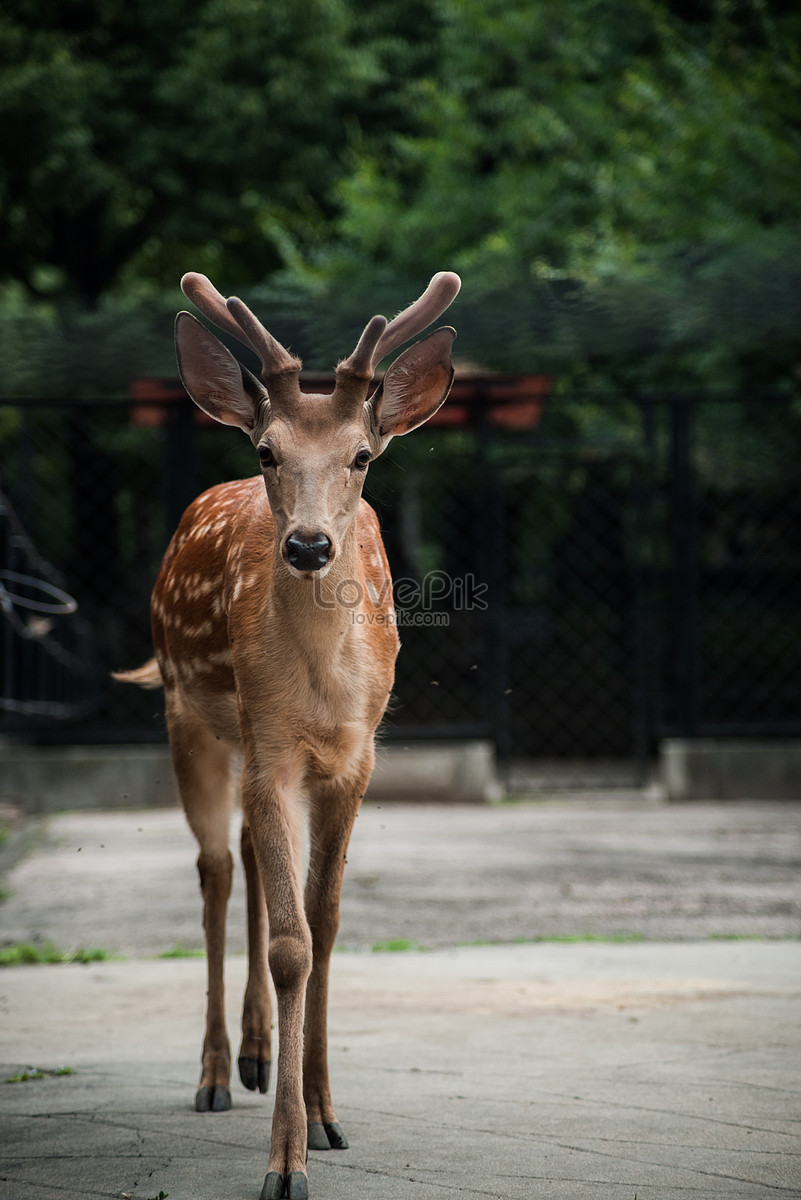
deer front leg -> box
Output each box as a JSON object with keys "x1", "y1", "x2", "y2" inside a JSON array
[
  {"x1": 243, "y1": 757, "x2": 313, "y2": 1200},
  {"x1": 304, "y1": 773, "x2": 366, "y2": 1153},
  {"x1": 239, "y1": 822, "x2": 273, "y2": 1095},
  {"x1": 195, "y1": 845, "x2": 234, "y2": 1112},
  {"x1": 167, "y1": 710, "x2": 235, "y2": 1113}
]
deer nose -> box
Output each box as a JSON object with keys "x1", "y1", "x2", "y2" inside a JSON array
[{"x1": 285, "y1": 531, "x2": 332, "y2": 572}]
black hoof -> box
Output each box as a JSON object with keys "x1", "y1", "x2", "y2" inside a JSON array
[
  {"x1": 239, "y1": 1054, "x2": 271, "y2": 1093},
  {"x1": 324, "y1": 1121, "x2": 348, "y2": 1149},
  {"x1": 260, "y1": 1172, "x2": 284, "y2": 1200},
  {"x1": 307, "y1": 1122, "x2": 329, "y2": 1151},
  {"x1": 195, "y1": 1084, "x2": 232, "y2": 1112},
  {"x1": 260, "y1": 1171, "x2": 308, "y2": 1200},
  {"x1": 287, "y1": 1173, "x2": 309, "y2": 1199},
  {"x1": 307, "y1": 1120, "x2": 349, "y2": 1150}
]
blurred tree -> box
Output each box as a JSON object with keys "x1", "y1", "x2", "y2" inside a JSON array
[
  {"x1": 321, "y1": 0, "x2": 801, "y2": 384},
  {"x1": 1, "y1": 0, "x2": 799, "y2": 387},
  {"x1": 0, "y1": 0, "x2": 376, "y2": 302}
]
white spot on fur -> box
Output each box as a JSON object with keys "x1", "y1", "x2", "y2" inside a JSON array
[
  {"x1": 206, "y1": 649, "x2": 232, "y2": 666},
  {"x1": 184, "y1": 620, "x2": 213, "y2": 639}
]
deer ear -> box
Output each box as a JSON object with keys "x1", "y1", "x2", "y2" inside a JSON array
[
  {"x1": 369, "y1": 327, "x2": 456, "y2": 441},
  {"x1": 175, "y1": 311, "x2": 267, "y2": 432}
]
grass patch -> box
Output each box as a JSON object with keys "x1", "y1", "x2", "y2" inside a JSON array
[
  {"x1": 0, "y1": 941, "x2": 115, "y2": 966},
  {"x1": 70, "y1": 946, "x2": 116, "y2": 963},
  {"x1": 158, "y1": 943, "x2": 205, "y2": 959},
  {"x1": 538, "y1": 933, "x2": 645, "y2": 944},
  {"x1": 704, "y1": 932, "x2": 801, "y2": 941},
  {"x1": 5, "y1": 1066, "x2": 74, "y2": 1084},
  {"x1": 457, "y1": 933, "x2": 645, "y2": 948},
  {"x1": 365, "y1": 934, "x2": 649, "y2": 953},
  {"x1": 371, "y1": 938, "x2": 427, "y2": 953}
]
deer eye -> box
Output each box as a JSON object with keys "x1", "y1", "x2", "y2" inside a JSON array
[
  {"x1": 352, "y1": 449, "x2": 371, "y2": 471},
  {"x1": 258, "y1": 445, "x2": 275, "y2": 468}
]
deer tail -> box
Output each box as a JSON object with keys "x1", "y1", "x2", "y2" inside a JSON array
[{"x1": 112, "y1": 657, "x2": 163, "y2": 690}]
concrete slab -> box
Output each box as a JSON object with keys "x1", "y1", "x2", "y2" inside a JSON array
[
  {"x1": 1, "y1": 800, "x2": 800, "y2": 1200},
  {"x1": 0, "y1": 740, "x2": 501, "y2": 811},
  {"x1": 0, "y1": 744, "x2": 176, "y2": 813},
  {"x1": 661, "y1": 739, "x2": 801, "y2": 802},
  {"x1": 1, "y1": 944, "x2": 799, "y2": 1200},
  {"x1": 2, "y1": 801, "x2": 800, "y2": 953}
]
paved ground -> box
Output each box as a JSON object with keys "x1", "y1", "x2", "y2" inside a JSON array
[
  {"x1": 1, "y1": 799, "x2": 800, "y2": 1200},
  {"x1": 2, "y1": 800, "x2": 800, "y2": 954}
]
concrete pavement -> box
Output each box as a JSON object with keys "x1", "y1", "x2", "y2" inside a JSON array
[
  {"x1": 3, "y1": 800, "x2": 800, "y2": 953},
  {"x1": 1, "y1": 800, "x2": 800, "y2": 1199}
]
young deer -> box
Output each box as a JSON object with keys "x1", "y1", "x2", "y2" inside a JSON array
[{"x1": 117, "y1": 270, "x2": 460, "y2": 1200}]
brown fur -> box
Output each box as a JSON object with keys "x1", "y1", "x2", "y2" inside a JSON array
[{"x1": 120, "y1": 271, "x2": 459, "y2": 1197}]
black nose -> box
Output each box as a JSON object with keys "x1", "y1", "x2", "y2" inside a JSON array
[{"x1": 285, "y1": 531, "x2": 332, "y2": 572}]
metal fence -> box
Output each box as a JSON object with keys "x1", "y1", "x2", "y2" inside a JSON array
[{"x1": 2, "y1": 384, "x2": 799, "y2": 765}]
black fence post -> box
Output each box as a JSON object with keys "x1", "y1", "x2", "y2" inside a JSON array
[
  {"x1": 164, "y1": 397, "x2": 198, "y2": 533},
  {"x1": 669, "y1": 395, "x2": 698, "y2": 737},
  {"x1": 69, "y1": 405, "x2": 120, "y2": 612},
  {"x1": 473, "y1": 392, "x2": 512, "y2": 765},
  {"x1": 631, "y1": 394, "x2": 657, "y2": 775}
]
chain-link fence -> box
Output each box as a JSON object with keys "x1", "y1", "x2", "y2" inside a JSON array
[{"x1": 2, "y1": 386, "x2": 799, "y2": 763}]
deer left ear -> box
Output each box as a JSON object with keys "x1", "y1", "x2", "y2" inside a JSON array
[
  {"x1": 175, "y1": 311, "x2": 268, "y2": 433},
  {"x1": 368, "y1": 327, "x2": 456, "y2": 442}
]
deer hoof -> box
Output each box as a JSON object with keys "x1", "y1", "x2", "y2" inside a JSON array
[
  {"x1": 260, "y1": 1172, "x2": 284, "y2": 1199},
  {"x1": 239, "y1": 1054, "x2": 271, "y2": 1093},
  {"x1": 324, "y1": 1121, "x2": 348, "y2": 1149},
  {"x1": 260, "y1": 1171, "x2": 308, "y2": 1200},
  {"x1": 195, "y1": 1084, "x2": 232, "y2": 1112},
  {"x1": 307, "y1": 1122, "x2": 329, "y2": 1151},
  {"x1": 286, "y1": 1172, "x2": 309, "y2": 1199},
  {"x1": 308, "y1": 1120, "x2": 349, "y2": 1151}
]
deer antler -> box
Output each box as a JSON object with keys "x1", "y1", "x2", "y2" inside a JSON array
[
  {"x1": 339, "y1": 271, "x2": 461, "y2": 380},
  {"x1": 181, "y1": 273, "x2": 301, "y2": 379}
]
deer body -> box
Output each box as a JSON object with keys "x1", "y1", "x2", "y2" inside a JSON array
[
  {"x1": 153, "y1": 479, "x2": 398, "y2": 751},
  {"x1": 118, "y1": 271, "x2": 460, "y2": 1200}
]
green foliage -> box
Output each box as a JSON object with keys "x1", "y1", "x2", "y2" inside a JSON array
[
  {"x1": 533, "y1": 932, "x2": 645, "y2": 944},
  {"x1": 370, "y1": 938, "x2": 426, "y2": 952},
  {"x1": 0, "y1": 282, "x2": 177, "y2": 398},
  {"x1": 0, "y1": 941, "x2": 114, "y2": 966},
  {"x1": 1, "y1": 0, "x2": 800, "y2": 389},
  {"x1": 0, "y1": 0, "x2": 375, "y2": 300},
  {"x1": 5, "y1": 1066, "x2": 74, "y2": 1083},
  {"x1": 158, "y1": 943, "x2": 205, "y2": 958},
  {"x1": 322, "y1": 0, "x2": 801, "y2": 386}
]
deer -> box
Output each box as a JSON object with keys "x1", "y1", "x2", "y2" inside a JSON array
[{"x1": 115, "y1": 268, "x2": 461, "y2": 1200}]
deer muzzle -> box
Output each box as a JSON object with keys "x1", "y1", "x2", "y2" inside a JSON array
[{"x1": 285, "y1": 531, "x2": 332, "y2": 573}]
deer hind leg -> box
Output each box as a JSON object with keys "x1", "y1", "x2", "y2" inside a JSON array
[
  {"x1": 238, "y1": 821, "x2": 273, "y2": 1094},
  {"x1": 304, "y1": 769, "x2": 368, "y2": 1154},
  {"x1": 167, "y1": 708, "x2": 235, "y2": 1113}
]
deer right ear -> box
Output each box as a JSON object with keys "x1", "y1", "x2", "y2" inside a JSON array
[
  {"x1": 368, "y1": 327, "x2": 456, "y2": 445},
  {"x1": 175, "y1": 312, "x2": 268, "y2": 432}
]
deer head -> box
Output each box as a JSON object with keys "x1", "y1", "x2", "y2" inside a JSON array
[{"x1": 174, "y1": 272, "x2": 460, "y2": 577}]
